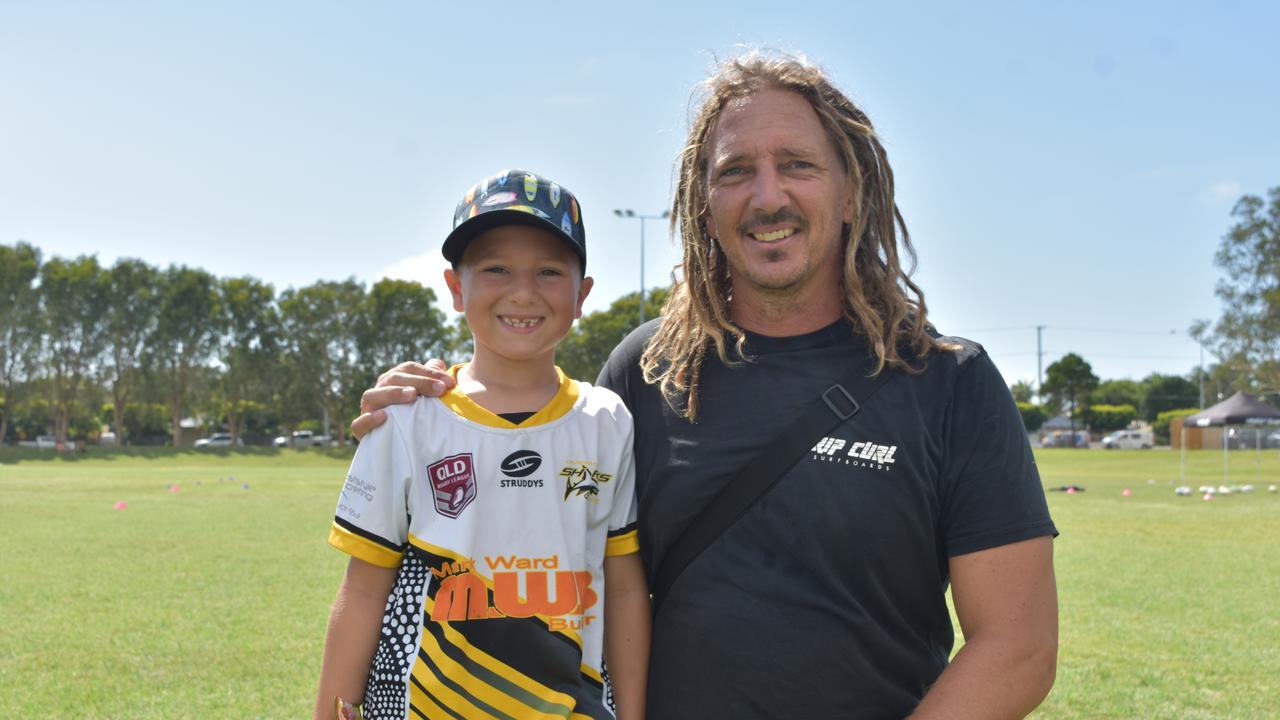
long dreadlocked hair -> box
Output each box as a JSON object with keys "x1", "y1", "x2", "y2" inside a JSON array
[{"x1": 641, "y1": 50, "x2": 947, "y2": 420}]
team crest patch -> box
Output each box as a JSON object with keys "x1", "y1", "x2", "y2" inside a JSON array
[{"x1": 428, "y1": 453, "x2": 477, "y2": 518}]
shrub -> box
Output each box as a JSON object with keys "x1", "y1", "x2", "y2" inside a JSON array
[
  {"x1": 1017, "y1": 402, "x2": 1048, "y2": 432},
  {"x1": 1081, "y1": 404, "x2": 1137, "y2": 434},
  {"x1": 1154, "y1": 408, "x2": 1200, "y2": 445}
]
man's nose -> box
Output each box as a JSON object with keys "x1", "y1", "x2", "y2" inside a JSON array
[{"x1": 748, "y1": 164, "x2": 788, "y2": 215}]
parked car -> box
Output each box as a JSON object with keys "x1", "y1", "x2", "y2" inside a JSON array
[
  {"x1": 1102, "y1": 429, "x2": 1153, "y2": 450},
  {"x1": 273, "y1": 430, "x2": 331, "y2": 448},
  {"x1": 194, "y1": 432, "x2": 242, "y2": 448},
  {"x1": 18, "y1": 435, "x2": 75, "y2": 450},
  {"x1": 1045, "y1": 431, "x2": 1090, "y2": 448}
]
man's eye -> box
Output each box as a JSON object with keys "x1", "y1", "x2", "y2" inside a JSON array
[
  {"x1": 787, "y1": 160, "x2": 814, "y2": 170},
  {"x1": 719, "y1": 166, "x2": 745, "y2": 178}
]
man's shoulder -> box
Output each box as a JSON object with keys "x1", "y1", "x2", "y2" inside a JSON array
[
  {"x1": 928, "y1": 333, "x2": 985, "y2": 369},
  {"x1": 606, "y1": 319, "x2": 661, "y2": 366}
]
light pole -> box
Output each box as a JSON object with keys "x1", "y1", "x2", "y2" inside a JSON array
[{"x1": 613, "y1": 208, "x2": 670, "y2": 326}]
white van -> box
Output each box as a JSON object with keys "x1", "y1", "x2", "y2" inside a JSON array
[{"x1": 1102, "y1": 429, "x2": 1153, "y2": 450}]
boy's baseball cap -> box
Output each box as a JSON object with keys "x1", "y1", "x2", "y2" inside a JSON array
[{"x1": 443, "y1": 169, "x2": 586, "y2": 271}]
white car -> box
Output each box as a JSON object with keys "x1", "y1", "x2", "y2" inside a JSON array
[
  {"x1": 194, "y1": 432, "x2": 242, "y2": 448},
  {"x1": 273, "y1": 430, "x2": 330, "y2": 448},
  {"x1": 1102, "y1": 429, "x2": 1153, "y2": 450}
]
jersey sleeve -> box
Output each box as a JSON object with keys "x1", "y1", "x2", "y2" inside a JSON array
[
  {"x1": 328, "y1": 416, "x2": 413, "y2": 568},
  {"x1": 939, "y1": 351, "x2": 1058, "y2": 557},
  {"x1": 605, "y1": 416, "x2": 640, "y2": 557}
]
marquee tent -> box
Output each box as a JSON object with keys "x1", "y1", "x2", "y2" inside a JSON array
[{"x1": 1180, "y1": 391, "x2": 1280, "y2": 484}]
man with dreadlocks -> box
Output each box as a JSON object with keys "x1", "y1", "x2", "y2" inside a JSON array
[{"x1": 353, "y1": 51, "x2": 1058, "y2": 718}]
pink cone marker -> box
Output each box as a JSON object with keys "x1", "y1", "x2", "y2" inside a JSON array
[
  {"x1": 169, "y1": 484, "x2": 180, "y2": 493},
  {"x1": 1065, "y1": 487, "x2": 1076, "y2": 494},
  {"x1": 1203, "y1": 493, "x2": 1212, "y2": 501},
  {"x1": 114, "y1": 501, "x2": 127, "y2": 510},
  {"x1": 1122, "y1": 488, "x2": 1132, "y2": 497}
]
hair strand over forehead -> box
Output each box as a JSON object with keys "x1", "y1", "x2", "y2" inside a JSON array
[{"x1": 641, "y1": 50, "x2": 952, "y2": 420}]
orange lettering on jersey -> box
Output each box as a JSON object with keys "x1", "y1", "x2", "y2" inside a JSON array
[
  {"x1": 430, "y1": 560, "x2": 474, "y2": 579},
  {"x1": 485, "y1": 554, "x2": 560, "y2": 570},
  {"x1": 431, "y1": 572, "x2": 489, "y2": 621},
  {"x1": 493, "y1": 571, "x2": 579, "y2": 618}
]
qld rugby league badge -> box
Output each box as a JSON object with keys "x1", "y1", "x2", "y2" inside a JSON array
[{"x1": 428, "y1": 453, "x2": 477, "y2": 518}]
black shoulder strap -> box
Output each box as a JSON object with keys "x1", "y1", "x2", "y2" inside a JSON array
[{"x1": 651, "y1": 362, "x2": 895, "y2": 613}]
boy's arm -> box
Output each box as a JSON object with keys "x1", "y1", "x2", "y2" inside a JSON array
[
  {"x1": 603, "y1": 552, "x2": 649, "y2": 720},
  {"x1": 314, "y1": 557, "x2": 399, "y2": 720}
]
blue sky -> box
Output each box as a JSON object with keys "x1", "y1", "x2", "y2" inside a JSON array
[{"x1": 3, "y1": 1, "x2": 1277, "y2": 389}]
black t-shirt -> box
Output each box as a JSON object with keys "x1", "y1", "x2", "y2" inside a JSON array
[{"x1": 597, "y1": 319, "x2": 1057, "y2": 718}]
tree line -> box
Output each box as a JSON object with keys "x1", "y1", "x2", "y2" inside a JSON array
[
  {"x1": 3, "y1": 186, "x2": 1272, "y2": 448},
  {"x1": 0, "y1": 241, "x2": 670, "y2": 448}
]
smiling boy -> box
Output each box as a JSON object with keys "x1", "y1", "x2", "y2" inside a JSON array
[{"x1": 314, "y1": 170, "x2": 649, "y2": 720}]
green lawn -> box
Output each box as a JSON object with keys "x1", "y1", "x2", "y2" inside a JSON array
[{"x1": 1, "y1": 447, "x2": 1277, "y2": 718}]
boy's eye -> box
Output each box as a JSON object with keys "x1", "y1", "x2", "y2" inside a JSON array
[
  {"x1": 539, "y1": 268, "x2": 564, "y2": 277},
  {"x1": 481, "y1": 266, "x2": 507, "y2": 274}
]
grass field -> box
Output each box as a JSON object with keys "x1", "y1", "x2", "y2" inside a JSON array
[{"x1": 1, "y1": 446, "x2": 1277, "y2": 718}]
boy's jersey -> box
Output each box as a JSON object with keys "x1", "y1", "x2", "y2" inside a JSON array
[{"x1": 329, "y1": 368, "x2": 639, "y2": 720}]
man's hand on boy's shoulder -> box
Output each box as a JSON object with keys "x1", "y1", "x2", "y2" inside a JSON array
[{"x1": 350, "y1": 359, "x2": 456, "y2": 440}]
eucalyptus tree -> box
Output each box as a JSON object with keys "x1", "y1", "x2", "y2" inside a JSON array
[
  {"x1": 101, "y1": 258, "x2": 161, "y2": 446},
  {"x1": 356, "y1": 278, "x2": 449, "y2": 390},
  {"x1": 0, "y1": 242, "x2": 43, "y2": 443},
  {"x1": 149, "y1": 266, "x2": 224, "y2": 444},
  {"x1": 38, "y1": 254, "x2": 109, "y2": 445},
  {"x1": 279, "y1": 279, "x2": 365, "y2": 446},
  {"x1": 218, "y1": 276, "x2": 280, "y2": 444},
  {"x1": 1193, "y1": 186, "x2": 1280, "y2": 392}
]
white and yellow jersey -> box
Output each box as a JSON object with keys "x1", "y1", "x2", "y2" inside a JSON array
[{"x1": 329, "y1": 367, "x2": 638, "y2": 720}]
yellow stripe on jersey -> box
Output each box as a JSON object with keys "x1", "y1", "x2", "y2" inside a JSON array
[
  {"x1": 407, "y1": 680, "x2": 453, "y2": 720},
  {"x1": 328, "y1": 523, "x2": 403, "y2": 568},
  {"x1": 409, "y1": 658, "x2": 491, "y2": 719},
  {"x1": 408, "y1": 534, "x2": 587, "y2": 651},
  {"x1": 431, "y1": 603, "x2": 580, "y2": 712},
  {"x1": 440, "y1": 364, "x2": 580, "y2": 429},
  {"x1": 417, "y1": 614, "x2": 573, "y2": 719},
  {"x1": 604, "y1": 529, "x2": 639, "y2": 557}
]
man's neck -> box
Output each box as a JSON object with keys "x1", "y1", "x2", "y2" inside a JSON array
[
  {"x1": 456, "y1": 352, "x2": 561, "y2": 415},
  {"x1": 729, "y1": 285, "x2": 844, "y2": 337}
]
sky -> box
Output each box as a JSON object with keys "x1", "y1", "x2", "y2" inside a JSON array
[{"x1": 3, "y1": 1, "x2": 1277, "y2": 390}]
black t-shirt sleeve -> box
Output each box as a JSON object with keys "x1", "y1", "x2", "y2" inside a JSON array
[
  {"x1": 595, "y1": 321, "x2": 656, "y2": 404},
  {"x1": 939, "y1": 351, "x2": 1057, "y2": 556}
]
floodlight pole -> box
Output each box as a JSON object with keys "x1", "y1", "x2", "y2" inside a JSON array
[{"x1": 614, "y1": 208, "x2": 670, "y2": 326}]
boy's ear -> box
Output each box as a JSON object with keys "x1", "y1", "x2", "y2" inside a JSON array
[
  {"x1": 574, "y1": 276, "x2": 594, "y2": 319},
  {"x1": 444, "y1": 267, "x2": 465, "y2": 312}
]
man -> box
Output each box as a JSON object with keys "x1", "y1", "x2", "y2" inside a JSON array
[{"x1": 353, "y1": 51, "x2": 1058, "y2": 718}]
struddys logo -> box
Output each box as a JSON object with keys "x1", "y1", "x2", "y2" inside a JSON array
[
  {"x1": 429, "y1": 453, "x2": 477, "y2": 518},
  {"x1": 560, "y1": 460, "x2": 612, "y2": 502},
  {"x1": 499, "y1": 450, "x2": 544, "y2": 488},
  {"x1": 811, "y1": 437, "x2": 898, "y2": 471}
]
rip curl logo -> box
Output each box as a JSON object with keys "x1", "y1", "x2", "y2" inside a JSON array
[
  {"x1": 811, "y1": 437, "x2": 898, "y2": 471},
  {"x1": 428, "y1": 453, "x2": 477, "y2": 518}
]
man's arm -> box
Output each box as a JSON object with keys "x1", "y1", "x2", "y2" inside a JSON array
[
  {"x1": 350, "y1": 359, "x2": 456, "y2": 440},
  {"x1": 909, "y1": 536, "x2": 1058, "y2": 719},
  {"x1": 603, "y1": 552, "x2": 650, "y2": 720},
  {"x1": 314, "y1": 557, "x2": 399, "y2": 720}
]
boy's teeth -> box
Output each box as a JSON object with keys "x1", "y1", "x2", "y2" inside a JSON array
[
  {"x1": 753, "y1": 228, "x2": 796, "y2": 243},
  {"x1": 502, "y1": 317, "x2": 539, "y2": 328}
]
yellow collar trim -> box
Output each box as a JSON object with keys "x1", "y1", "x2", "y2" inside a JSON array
[{"x1": 440, "y1": 364, "x2": 579, "y2": 429}]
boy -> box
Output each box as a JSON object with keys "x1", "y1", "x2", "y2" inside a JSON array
[{"x1": 315, "y1": 170, "x2": 649, "y2": 720}]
